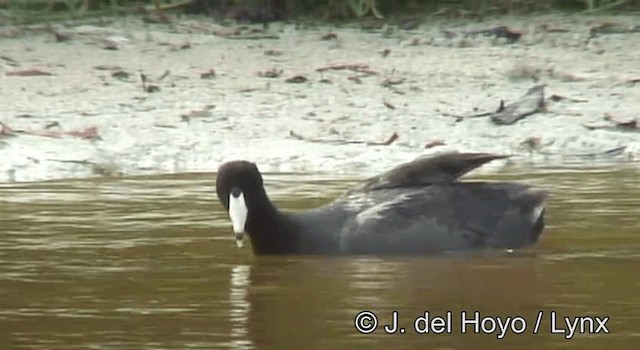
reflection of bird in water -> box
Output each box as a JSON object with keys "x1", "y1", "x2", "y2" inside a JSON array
[
  {"x1": 229, "y1": 265, "x2": 253, "y2": 350},
  {"x1": 240, "y1": 255, "x2": 543, "y2": 348}
]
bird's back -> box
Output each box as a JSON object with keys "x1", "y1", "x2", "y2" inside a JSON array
[
  {"x1": 284, "y1": 152, "x2": 547, "y2": 255},
  {"x1": 335, "y1": 182, "x2": 547, "y2": 255}
]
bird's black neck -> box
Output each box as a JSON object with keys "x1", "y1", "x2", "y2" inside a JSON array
[{"x1": 245, "y1": 192, "x2": 300, "y2": 255}]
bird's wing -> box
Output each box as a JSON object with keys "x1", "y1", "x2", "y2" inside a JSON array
[
  {"x1": 338, "y1": 183, "x2": 547, "y2": 254},
  {"x1": 360, "y1": 152, "x2": 509, "y2": 191}
]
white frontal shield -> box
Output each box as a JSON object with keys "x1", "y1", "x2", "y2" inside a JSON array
[{"x1": 228, "y1": 191, "x2": 248, "y2": 248}]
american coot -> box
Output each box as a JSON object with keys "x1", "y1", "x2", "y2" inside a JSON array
[{"x1": 215, "y1": 152, "x2": 548, "y2": 255}]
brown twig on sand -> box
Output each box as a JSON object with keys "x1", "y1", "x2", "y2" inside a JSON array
[
  {"x1": 381, "y1": 132, "x2": 399, "y2": 145},
  {"x1": 535, "y1": 146, "x2": 627, "y2": 158},
  {"x1": 442, "y1": 102, "x2": 503, "y2": 122},
  {"x1": 448, "y1": 85, "x2": 546, "y2": 124},
  {"x1": 425, "y1": 140, "x2": 446, "y2": 149},
  {"x1": 225, "y1": 35, "x2": 280, "y2": 40},
  {"x1": 264, "y1": 49, "x2": 282, "y2": 56},
  {"x1": 320, "y1": 32, "x2": 338, "y2": 40},
  {"x1": 285, "y1": 75, "x2": 307, "y2": 83},
  {"x1": 380, "y1": 77, "x2": 405, "y2": 87},
  {"x1": 258, "y1": 68, "x2": 283, "y2": 78},
  {"x1": 466, "y1": 26, "x2": 522, "y2": 43},
  {"x1": 604, "y1": 113, "x2": 638, "y2": 127},
  {"x1": 625, "y1": 78, "x2": 640, "y2": 84},
  {"x1": 519, "y1": 136, "x2": 555, "y2": 152},
  {"x1": 615, "y1": 77, "x2": 640, "y2": 87},
  {"x1": 140, "y1": 73, "x2": 160, "y2": 93},
  {"x1": 180, "y1": 105, "x2": 215, "y2": 123},
  {"x1": 0, "y1": 122, "x2": 14, "y2": 137},
  {"x1": 158, "y1": 70, "x2": 171, "y2": 81},
  {"x1": 30, "y1": 127, "x2": 99, "y2": 140},
  {"x1": 0, "y1": 122, "x2": 99, "y2": 140},
  {"x1": 0, "y1": 55, "x2": 18, "y2": 65},
  {"x1": 289, "y1": 130, "x2": 398, "y2": 146},
  {"x1": 212, "y1": 27, "x2": 242, "y2": 37},
  {"x1": 200, "y1": 69, "x2": 216, "y2": 79},
  {"x1": 383, "y1": 100, "x2": 395, "y2": 110},
  {"x1": 584, "y1": 113, "x2": 639, "y2": 132},
  {"x1": 519, "y1": 136, "x2": 625, "y2": 158},
  {"x1": 315, "y1": 64, "x2": 378, "y2": 76},
  {"x1": 549, "y1": 94, "x2": 588, "y2": 103},
  {"x1": 6, "y1": 68, "x2": 52, "y2": 76}
]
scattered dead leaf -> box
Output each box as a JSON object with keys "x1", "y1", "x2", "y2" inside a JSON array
[
  {"x1": 425, "y1": 140, "x2": 446, "y2": 149},
  {"x1": 264, "y1": 49, "x2": 282, "y2": 56},
  {"x1": 238, "y1": 87, "x2": 260, "y2": 93},
  {"x1": 0, "y1": 122, "x2": 13, "y2": 137},
  {"x1": 64, "y1": 127, "x2": 99, "y2": 140},
  {"x1": 520, "y1": 137, "x2": 544, "y2": 150},
  {"x1": 44, "y1": 121, "x2": 60, "y2": 129},
  {"x1": 213, "y1": 27, "x2": 242, "y2": 37},
  {"x1": 621, "y1": 77, "x2": 640, "y2": 86},
  {"x1": 142, "y1": 12, "x2": 173, "y2": 24},
  {"x1": 112, "y1": 70, "x2": 130, "y2": 80},
  {"x1": 258, "y1": 68, "x2": 283, "y2": 78},
  {"x1": 0, "y1": 122, "x2": 99, "y2": 140},
  {"x1": 380, "y1": 77, "x2": 405, "y2": 87},
  {"x1": 140, "y1": 73, "x2": 160, "y2": 93},
  {"x1": 381, "y1": 132, "x2": 399, "y2": 145},
  {"x1": 15, "y1": 114, "x2": 38, "y2": 119},
  {"x1": 534, "y1": 145, "x2": 627, "y2": 158},
  {"x1": 321, "y1": 32, "x2": 338, "y2": 40},
  {"x1": 316, "y1": 63, "x2": 377, "y2": 75},
  {"x1": 225, "y1": 34, "x2": 280, "y2": 40},
  {"x1": 101, "y1": 39, "x2": 120, "y2": 50},
  {"x1": 54, "y1": 30, "x2": 74, "y2": 42},
  {"x1": 289, "y1": 130, "x2": 398, "y2": 146},
  {"x1": 180, "y1": 105, "x2": 215, "y2": 122},
  {"x1": 466, "y1": 25, "x2": 522, "y2": 43},
  {"x1": 590, "y1": 23, "x2": 640, "y2": 36},
  {"x1": 170, "y1": 41, "x2": 191, "y2": 51},
  {"x1": 0, "y1": 55, "x2": 18, "y2": 66},
  {"x1": 549, "y1": 94, "x2": 588, "y2": 103},
  {"x1": 285, "y1": 75, "x2": 308, "y2": 84},
  {"x1": 94, "y1": 64, "x2": 123, "y2": 71},
  {"x1": 201, "y1": 69, "x2": 216, "y2": 79},
  {"x1": 145, "y1": 85, "x2": 161, "y2": 93},
  {"x1": 158, "y1": 70, "x2": 170, "y2": 81},
  {"x1": 154, "y1": 124, "x2": 176, "y2": 129},
  {"x1": 6, "y1": 68, "x2": 52, "y2": 77},
  {"x1": 603, "y1": 113, "x2": 639, "y2": 130}
]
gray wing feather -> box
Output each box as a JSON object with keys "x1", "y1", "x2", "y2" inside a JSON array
[{"x1": 355, "y1": 152, "x2": 509, "y2": 192}]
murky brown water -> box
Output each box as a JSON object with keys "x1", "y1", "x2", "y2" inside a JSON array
[{"x1": 1, "y1": 166, "x2": 639, "y2": 350}]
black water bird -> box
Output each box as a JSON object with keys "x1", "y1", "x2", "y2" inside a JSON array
[{"x1": 215, "y1": 152, "x2": 548, "y2": 255}]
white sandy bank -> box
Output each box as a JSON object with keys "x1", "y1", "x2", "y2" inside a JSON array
[{"x1": 1, "y1": 14, "x2": 639, "y2": 183}]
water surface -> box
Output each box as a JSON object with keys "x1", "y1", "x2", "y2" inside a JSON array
[{"x1": 0, "y1": 167, "x2": 638, "y2": 349}]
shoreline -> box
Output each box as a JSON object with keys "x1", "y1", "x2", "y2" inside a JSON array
[{"x1": 1, "y1": 14, "x2": 639, "y2": 183}]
